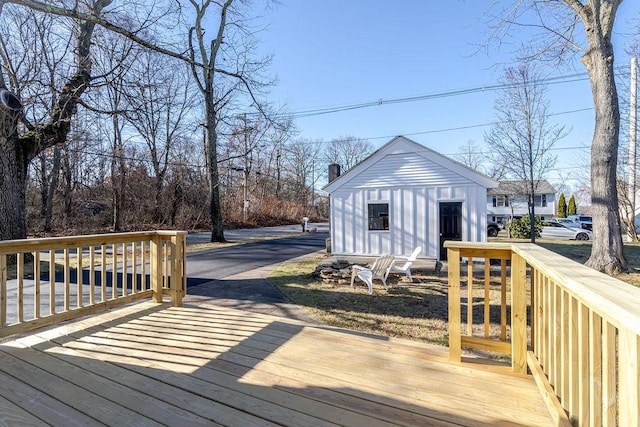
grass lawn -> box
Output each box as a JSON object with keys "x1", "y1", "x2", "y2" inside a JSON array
[{"x1": 268, "y1": 239, "x2": 640, "y2": 348}]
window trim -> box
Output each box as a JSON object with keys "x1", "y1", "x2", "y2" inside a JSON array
[
  {"x1": 367, "y1": 202, "x2": 390, "y2": 231},
  {"x1": 496, "y1": 195, "x2": 508, "y2": 207}
]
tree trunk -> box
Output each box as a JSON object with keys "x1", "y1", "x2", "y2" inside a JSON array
[
  {"x1": 62, "y1": 147, "x2": 73, "y2": 225},
  {"x1": 153, "y1": 175, "x2": 164, "y2": 224},
  {"x1": 111, "y1": 117, "x2": 124, "y2": 232},
  {"x1": 529, "y1": 198, "x2": 536, "y2": 244},
  {"x1": 583, "y1": 34, "x2": 628, "y2": 273},
  {"x1": 42, "y1": 146, "x2": 61, "y2": 232},
  {"x1": 205, "y1": 86, "x2": 225, "y2": 242},
  {"x1": 0, "y1": 110, "x2": 27, "y2": 241}
]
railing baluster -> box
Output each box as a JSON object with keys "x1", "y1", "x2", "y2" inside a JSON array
[
  {"x1": 141, "y1": 241, "x2": 147, "y2": 291},
  {"x1": 77, "y1": 247, "x2": 83, "y2": 308},
  {"x1": 531, "y1": 267, "x2": 536, "y2": 355},
  {"x1": 89, "y1": 246, "x2": 95, "y2": 305},
  {"x1": 64, "y1": 248, "x2": 70, "y2": 311},
  {"x1": 467, "y1": 258, "x2": 473, "y2": 336},
  {"x1": 111, "y1": 243, "x2": 118, "y2": 299},
  {"x1": 618, "y1": 328, "x2": 639, "y2": 427},
  {"x1": 132, "y1": 241, "x2": 138, "y2": 293},
  {"x1": 589, "y1": 311, "x2": 603, "y2": 426},
  {"x1": 500, "y1": 259, "x2": 507, "y2": 341},
  {"x1": 49, "y1": 249, "x2": 55, "y2": 315},
  {"x1": 101, "y1": 244, "x2": 107, "y2": 302},
  {"x1": 602, "y1": 322, "x2": 616, "y2": 427},
  {"x1": 577, "y1": 302, "x2": 589, "y2": 425},
  {"x1": 17, "y1": 253, "x2": 23, "y2": 323},
  {"x1": 34, "y1": 251, "x2": 40, "y2": 319},
  {"x1": 122, "y1": 243, "x2": 128, "y2": 297},
  {"x1": 553, "y1": 285, "x2": 562, "y2": 393},
  {"x1": 163, "y1": 240, "x2": 169, "y2": 290},
  {"x1": 483, "y1": 258, "x2": 490, "y2": 338},
  {"x1": 544, "y1": 276, "x2": 552, "y2": 378},
  {"x1": 568, "y1": 296, "x2": 578, "y2": 418},
  {"x1": 560, "y1": 290, "x2": 569, "y2": 404}
]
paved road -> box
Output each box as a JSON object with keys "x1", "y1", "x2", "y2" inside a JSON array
[
  {"x1": 186, "y1": 222, "x2": 328, "y2": 245},
  {"x1": 186, "y1": 231, "x2": 328, "y2": 286}
]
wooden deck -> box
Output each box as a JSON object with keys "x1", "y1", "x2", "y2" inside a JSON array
[{"x1": 0, "y1": 301, "x2": 556, "y2": 426}]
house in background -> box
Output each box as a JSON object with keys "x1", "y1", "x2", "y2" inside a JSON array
[
  {"x1": 487, "y1": 180, "x2": 557, "y2": 226},
  {"x1": 323, "y1": 136, "x2": 498, "y2": 261}
]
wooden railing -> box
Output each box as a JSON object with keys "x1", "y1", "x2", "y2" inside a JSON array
[
  {"x1": 445, "y1": 241, "x2": 640, "y2": 426},
  {"x1": 0, "y1": 231, "x2": 186, "y2": 338}
]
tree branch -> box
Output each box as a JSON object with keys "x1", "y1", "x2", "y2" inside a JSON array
[{"x1": 5, "y1": 0, "x2": 204, "y2": 69}]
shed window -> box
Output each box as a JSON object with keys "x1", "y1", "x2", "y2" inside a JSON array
[{"x1": 368, "y1": 203, "x2": 389, "y2": 231}]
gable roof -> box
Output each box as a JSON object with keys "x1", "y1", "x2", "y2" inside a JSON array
[
  {"x1": 323, "y1": 135, "x2": 498, "y2": 193},
  {"x1": 488, "y1": 180, "x2": 556, "y2": 196}
]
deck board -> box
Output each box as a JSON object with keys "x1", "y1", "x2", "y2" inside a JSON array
[{"x1": 0, "y1": 301, "x2": 557, "y2": 426}]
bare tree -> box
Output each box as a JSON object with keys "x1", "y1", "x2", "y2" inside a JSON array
[
  {"x1": 490, "y1": 0, "x2": 627, "y2": 272},
  {"x1": 454, "y1": 140, "x2": 485, "y2": 172},
  {"x1": 324, "y1": 136, "x2": 373, "y2": 172},
  {"x1": 123, "y1": 50, "x2": 196, "y2": 224},
  {"x1": 187, "y1": 0, "x2": 273, "y2": 242},
  {"x1": 455, "y1": 140, "x2": 509, "y2": 180},
  {"x1": 485, "y1": 64, "x2": 565, "y2": 242},
  {"x1": 284, "y1": 139, "x2": 323, "y2": 204},
  {"x1": 0, "y1": 0, "x2": 112, "y2": 241},
  {"x1": 0, "y1": 0, "x2": 274, "y2": 239}
]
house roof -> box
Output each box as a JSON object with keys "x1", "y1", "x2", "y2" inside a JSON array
[
  {"x1": 488, "y1": 180, "x2": 557, "y2": 196},
  {"x1": 323, "y1": 135, "x2": 498, "y2": 193}
]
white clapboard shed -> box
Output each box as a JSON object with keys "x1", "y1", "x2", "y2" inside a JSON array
[{"x1": 323, "y1": 136, "x2": 498, "y2": 260}]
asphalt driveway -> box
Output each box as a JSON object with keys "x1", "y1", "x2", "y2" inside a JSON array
[{"x1": 184, "y1": 224, "x2": 328, "y2": 321}]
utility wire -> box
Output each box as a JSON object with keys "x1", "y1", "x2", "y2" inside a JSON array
[{"x1": 269, "y1": 69, "x2": 614, "y2": 120}]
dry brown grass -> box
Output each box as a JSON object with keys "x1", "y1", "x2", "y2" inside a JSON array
[
  {"x1": 270, "y1": 255, "x2": 478, "y2": 347},
  {"x1": 270, "y1": 240, "x2": 640, "y2": 349}
]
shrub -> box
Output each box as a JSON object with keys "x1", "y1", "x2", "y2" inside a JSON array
[
  {"x1": 568, "y1": 195, "x2": 577, "y2": 215},
  {"x1": 507, "y1": 216, "x2": 542, "y2": 239},
  {"x1": 557, "y1": 193, "x2": 567, "y2": 218}
]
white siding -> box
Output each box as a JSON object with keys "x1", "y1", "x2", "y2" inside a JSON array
[
  {"x1": 327, "y1": 137, "x2": 495, "y2": 259},
  {"x1": 331, "y1": 183, "x2": 488, "y2": 259},
  {"x1": 346, "y1": 153, "x2": 472, "y2": 189}
]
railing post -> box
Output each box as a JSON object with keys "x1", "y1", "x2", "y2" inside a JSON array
[
  {"x1": 169, "y1": 233, "x2": 185, "y2": 307},
  {"x1": 448, "y1": 247, "x2": 461, "y2": 363},
  {"x1": 150, "y1": 234, "x2": 163, "y2": 303},
  {"x1": 511, "y1": 252, "x2": 528, "y2": 374},
  {"x1": 618, "y1": 328, "x2": 640, "y2": 426}
]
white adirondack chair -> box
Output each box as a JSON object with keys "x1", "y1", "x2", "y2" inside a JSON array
[
  {"x1": 350, "y1": 254, "x2": 396, "y2": 294},
  {"x1": 392, "y1": 247, "x2": 422, "y2": 282}
]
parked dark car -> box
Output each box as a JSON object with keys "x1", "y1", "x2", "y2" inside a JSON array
[{"x1": 488, "y1": 221, "x2": 500, "y2": 237}]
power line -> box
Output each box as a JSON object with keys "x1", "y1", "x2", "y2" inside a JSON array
[
  {"x1": 269, "y1": 69, "x2": 618, "y2": 120},
  {"x1": 262, "y1": 65, "x2": 632, "y2": 121},
  {"x1": 292, "y1": 106, "x2": 595, "y2": 146}
]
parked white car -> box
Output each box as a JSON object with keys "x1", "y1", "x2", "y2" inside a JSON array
[
  {"x1": 553, "y1": 218, "x2": 579, "y2": 228},
  {"x1": 540, "y1": 221, "x2": 592, "y2": 240}
]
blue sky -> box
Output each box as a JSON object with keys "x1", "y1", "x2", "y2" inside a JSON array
[{"x1": 258, "y1": 1, "x2": 640, "y2": 190}]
